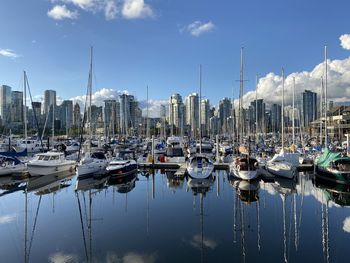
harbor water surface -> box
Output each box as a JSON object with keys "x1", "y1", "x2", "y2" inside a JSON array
[{"x1": 0, "y1": 170, "x2": 350, "y2": 263}]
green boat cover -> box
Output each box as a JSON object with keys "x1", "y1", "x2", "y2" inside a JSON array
[{"x1": 316, "y1": 148, "x2": 350, "y2": 168}]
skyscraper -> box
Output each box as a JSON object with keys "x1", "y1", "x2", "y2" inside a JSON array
[
  {"x1": 201, "y1": 99, "x2": 210, "y2": 137},
  {"x1": 73, "y1": 102, "x2": 81, "y2": 128},
  {"x1": 302, "y1": 90, "x2": 317, "y2": 127},
  {"x1": 185, "y1": 93, "x2": 199, "y2": 138},
  {"x1": 11, "y1": 91, "x2": 23, "y2": 124},
  {"x1": 60, "y1": 100, "x2": 73, "y2": 129},
  {"x1": 0, "y1": 85, "x2": 12, "y2": 124},
  {"x1": 271, "y1": 104, "x2": 282, "y2": 133},
  {"x1": 104, "y1": 99, "x2": 118, "y2": 137},
  {"x1": 168, "y1": 93, "x2": 185, "y2": 136},
  {"x1": 43, "y1": 90, "x2": 56, "y2": 115},
  {"x1": 218, "y1": 97, "x2": 232, "y2": 134}
]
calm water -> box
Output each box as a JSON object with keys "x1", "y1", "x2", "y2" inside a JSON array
[{"x1": 1, "y1": 170, "x2": 350, "y2": 263}]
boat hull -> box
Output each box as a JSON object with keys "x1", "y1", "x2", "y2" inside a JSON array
[
  {"x1": 315, "y1": 165, "x2": 350, "y2": 185},
  {"x1": 265, "y1": 161, "x2": 296, "y2": 179},
  {"x1": 0, "y1": 164, "x2": 27, "y2": 176},
  {"x1": 107, "y1": 163, "x2": 138, "y2": 177},
  {"x1": 76, "y1": 161, "x2": 108, "y2": 178},
  {"x1": 27, "y1": 162, "x2": 76, "y2": 177},
  {"x1": 230, "y1": 166, "x2": 258, "y2": 181}
]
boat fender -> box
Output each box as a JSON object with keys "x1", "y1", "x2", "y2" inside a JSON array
[
  {"x1": 1, "y1": 162, "x2": 6, "y2": 167},
  {"x1": 237, "y1": 165, "x2": 240, "y2": 171}
]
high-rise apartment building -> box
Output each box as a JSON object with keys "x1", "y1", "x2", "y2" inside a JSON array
[
  {"x1": 302, "y1": 90, "x2": 317, "y2": 127},
  {"x1": 168, "y1": 93, "x2": 185, "y2": 136},
  {"x1": 185, "y1": 93, "x2": 199, "y2": 138},
  {"x1": 11, "y1": 91, "x2": 23, "y2": 123},
  {"x1": 0, "y1": 85, "x2": 12, "y2": 124}
]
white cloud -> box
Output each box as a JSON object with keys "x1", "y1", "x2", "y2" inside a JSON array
[
  {"x1": 48, "y1": 252, "x2": 79, "y2": 263},
  {"x1": 50, "y1": 0, "x2": 153, "y2": 20},
  {"x1": 0, "y1": 214, "x2": 16, "y2": 224},
  {"x1": 236, "y1": 56, "x2": 350, "y2": 109},
  {"x1": 105, "y1": 0, "x2": 118, "y2": 20},
  {"x1": 61, "y1": 0, "x2": 97, "y2": 10},
  {"x1": 0, "y1": 48, "x2": 19, "y2": 58},
  {"x1": 69, "y1": 88, "x2": 165, "y2": 118},
  {"x1": 343, "y1": 217, "x2": 350, "y2": 233},
  {"x1": 340, "y1": 34, "x2": 350, "y2": 50},
  {"x1": 47, "y1": 5, "x2": 78, "y2": 20},
  {"x1": 122, "y1": 0, "x2": 153, "y2": 19},
  {"x1": 186, "y1": 21, "x2": 215, "y2": 37}
]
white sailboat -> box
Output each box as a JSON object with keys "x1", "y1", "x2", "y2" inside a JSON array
[
  {"x1": 266, "y1": 68, "x2": 297, "y2": 179},
  {"x1": 230, "y1": 48, "x2": 259, "y2": 181},
  {"x1": 76, "y1": 47, "x2": 108, "y2": 178},
  {"x1": 186, "y1": 65, "x2": 214, "y2": 179}
]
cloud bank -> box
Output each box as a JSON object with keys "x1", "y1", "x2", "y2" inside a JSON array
[
  {"x1": 69, "y1": 88, "x2": 165, "y2": 118},
  {"x1": 237, "y1": 56, "x2": 350, "y2": 109},
  {"x1": 48, "y1": 0, "x2": 154, "y2": 20}
]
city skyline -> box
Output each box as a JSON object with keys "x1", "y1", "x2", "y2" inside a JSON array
[{"x1": 0, "y1": 0, "x2": 350, "y2": 110}]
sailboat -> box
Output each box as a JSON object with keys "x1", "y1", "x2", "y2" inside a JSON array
[
  {"x1": 266, "y1": 68, "x2": 298, "y2": 179},
  {"x1": 230, "y1": 48, "x2": 259, "y2": 181},
  {"x1": 186, "y1": 65, "x2": 214, "y2": 179},
  {"x1": 314, "y1": 46, "x2": 350, "y2": 184},
  {"x1": 76, "y1": 47, "x2": 109, "y2": 178}
]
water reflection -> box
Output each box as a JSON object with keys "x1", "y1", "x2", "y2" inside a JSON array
[
  {"x1": 187, "y1": 175, "x2": 215, "y2": 263},
  {"x1": 1, "y1": 170, "x2": 350, "y2": 262},
  {"x1": 108, "y1": 173, "x2": 138, "y2": 194}
]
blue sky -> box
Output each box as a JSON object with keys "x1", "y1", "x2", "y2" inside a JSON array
[{"x1": 0, "y1": 0, "x2": 350, "y2": 108}]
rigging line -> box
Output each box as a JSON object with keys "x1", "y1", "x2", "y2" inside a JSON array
[
  {"x1": 25, "y1": 73, "x2": 44, "y2": 150},
  {"x1": 41, "y1": 105, "x2": 50, "y2": 141},
  {"x1": 77, "y1": 67, "x2": 91, "y2": 161},
  {"x1": 76, "y1": 192, "x2": 89, "y2": 262},
  {"x1": 28, "y1": 195, "x2": 42, "y2": 259}
]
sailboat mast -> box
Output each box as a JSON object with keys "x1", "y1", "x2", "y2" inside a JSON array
[
  {"x1": 66, "y1": 107, "x2": 68, "y2": 138},
  {"x1": 88, "y1": 47, "x2": 93, "y2": 141},
  {"x1": 320, "y1": 77, "x2": 323, "y2": 145},
  {"x1": 324, "y1": 46, "x2": 328, "y2": 147},
  {"x1": 255, "y1": 75, "x2": 258, "y2": 142},
  {"x1": 52, "y1": 97, "x2": 55, "y2": 140},
  {"x1": 146, "y1": 86, "x2": 149, "y2": 138},
  {"x1": 199, "y1": 64, "x2": 202, "y2": 154},
  {"x1": 239, "y1": 47, "x2": 244, "y2": 144},
  {"x1": 292, "y1": 77, "x2": 295, "y2": 146},
  {"x1": 281, "y1": 68, "x2": 285, "y2": 151},
  {"x1": 23, "y1": 71, "x2": 28, "y2": 139}
]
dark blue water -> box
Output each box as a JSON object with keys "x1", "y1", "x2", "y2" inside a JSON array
[{"x1": 0, "y1": 170, "x2": 350, "y2": 263}]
